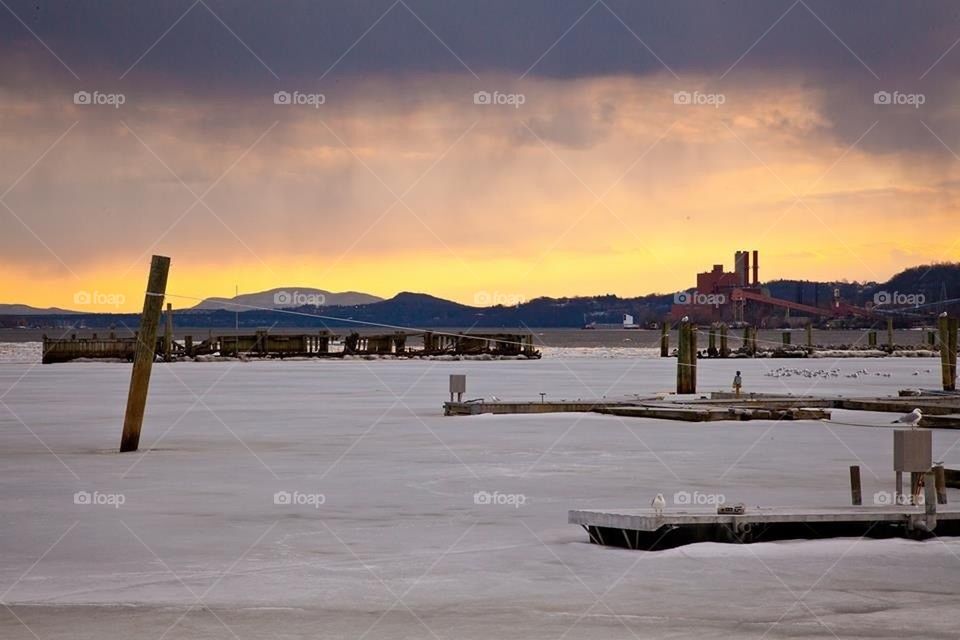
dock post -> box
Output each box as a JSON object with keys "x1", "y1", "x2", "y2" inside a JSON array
[
  {"x1": 184, "y1": 335, "x2": 193, "y2": 358},
  {"x1": 806, "y1": 323, "x2": 812, "y2": 348},
  {"x1": 887, "y1": 318, "x2": 894, "y2": 352},
  {"x1": 849, "y1": 465, "x2": 862, "y2": 506},
  {"x1": 676, "y1": 321, "x2": 697, "y2": 394},
  {"x1": 939, "y1": 316, "x2": 958, "y2": 391},
  {"x1": 910, "y1": 472, "x2": 923, "y2": 506},
  {"x1": 742, "y1": 326, "x2": 750, "y2": 355},
  {"x1": 896, "y1": 471, "x2": 903, "y2": 505},
  {"x1": 934, "y1": 464, "x2": 948, "y2": 505},
  {"x1": 751, "y1": 327, "x2": 758, "y2": 355},
  {"x1": 120, "y1": 255, "x2": 170, "y2": 453},
  {"x1": 660, "y1": 321, "x2": 669, "y2": 357},
  {"x1": 708, "y1": 326, "x2": 717, "y2": 357},
  {"x1": 867, "y1": 331, "x2": 877, "y2": 348},
  {"x1": 164, "y1": 303, "x2": 173, "y2": 362},
  {"x1": 720, "y1": 324, "x2": 729, "y2": 357},
  {"x1": 782, "y1": 331, "x2": 790, "y2": 346},
  {"x1": 924, "y1": 471, "x2": 937, "y2": 528}
]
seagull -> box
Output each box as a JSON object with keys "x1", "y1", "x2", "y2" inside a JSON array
[
  {"x1": 651, "y1": 493, "x2": 666, "y2": 516},
  {"x1": 681, "y1": 316, "x2": 689, "y2": 323},
  {"x1": 892, "y1": 408, "x2": 923, "y2": 428}
]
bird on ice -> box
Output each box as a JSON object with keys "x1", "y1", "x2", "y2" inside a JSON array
[
  {"x1": 892, "y1": 408, "x2": 923, "y2": 428},
  {"x1": 651, "y1": 493, "x2": 666, "y2": 516},
  {"x1": 681, "y1": 316, "x2": 690, "y2": 323}
]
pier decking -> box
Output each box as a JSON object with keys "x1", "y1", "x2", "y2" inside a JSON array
[{"x1": 569, "y1": 506, "x2": 960, "y2": 550}]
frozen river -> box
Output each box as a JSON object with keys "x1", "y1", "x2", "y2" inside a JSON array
[{"x1": 1, "y1": 355, "x2": 959, "y2": 638}]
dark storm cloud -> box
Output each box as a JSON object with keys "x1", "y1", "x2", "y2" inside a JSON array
[
  {"x1": 3, "y1": 0, "x2": 960, "y2": 155},
  {"x1": 3, "y1": 0, "x2": 959, "y2": 84}
]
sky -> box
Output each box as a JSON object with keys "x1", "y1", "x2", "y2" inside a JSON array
[{"x1": 1, "y1": 0, "x2": 959, "y2": 311}]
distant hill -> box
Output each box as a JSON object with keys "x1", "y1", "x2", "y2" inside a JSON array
[
  {"x1": 191, "y1": 287, "x2": 383, "y2": 311},
  {"x1": 0, "y1": 303, "x2": 77, "y2": 315},
  {"x1": 2, "y1": 263, "x2": 959, "y2": 329}
]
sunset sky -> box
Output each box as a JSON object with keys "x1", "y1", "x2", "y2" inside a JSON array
[{"x1": 1, "y1": 1, "x2": 959, "y2": 311}]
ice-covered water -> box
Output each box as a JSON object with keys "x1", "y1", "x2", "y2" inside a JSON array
[{"x1": 1, "y1": 355, "x2": 959, "y2": 638}]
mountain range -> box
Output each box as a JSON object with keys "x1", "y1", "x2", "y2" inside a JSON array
[{"x1": 2, "y1": 263, "x2": 959, "y2": 329}]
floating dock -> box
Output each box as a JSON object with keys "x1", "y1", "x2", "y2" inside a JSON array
[
  {"x1": 444, "y1": 390, "x2": 960, "y2": 424},
  {"x1": 569, "y1": 506, "x2": 960, "y2": 550}
]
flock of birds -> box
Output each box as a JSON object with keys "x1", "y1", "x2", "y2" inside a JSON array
[{"x1": 764, "y1": 366, "x2": 934, "y2": 380}]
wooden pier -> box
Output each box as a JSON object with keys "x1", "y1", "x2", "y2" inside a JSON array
[
  {"x1": 43, "y1": 329, "x2": 540, "y2": 363},
  {"x1": 569, "y1": 505, "x2": 960, "y2": 550}
]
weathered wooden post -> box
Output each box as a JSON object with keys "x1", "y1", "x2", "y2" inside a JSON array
[
  {"x1": 708, "y1": 325, "x2": 717, "y2": 357},
  {"x1": 849, "y1": 465, "x2": 862, "y2": 506},
  {"x1": 120, "y1": 255, "x2": 170, "y2": 453},
  {"x1": 676, "y1": 321, "x2": 697, "y2": 394},
  {"x1": 164, "y1": 303, "x2": 173, "y2": 362},
  {"x1": 805, "y1": 323, "x2": 812, "y2": 348},
  {"x1": 782, "y1": 331, "x2": 791, "y2": 346},
  {"x1": 660, "y1": 321, "x2": 669, "y2": 357},
  {"x1": 719, "y1": 323, "x2": 729, "y2": 358},
  {"x1": 742, "y1": 326, "x2": 751, "y2": 355},
  {"x1": 934, "y1": 464, "x2": 948, "y2": 505},
  {"x1": 939, "y1": 316, "x2": 958, "y2": 391},
  {"x1": 867, "y1": 331, "x2": 877, "y2": 348},
  {"x1": 887, "y1": 317, "x2": 894, "y2": 352},
  {"x1": 751, "y1": 327, "x2": 758, "y2": 355}
]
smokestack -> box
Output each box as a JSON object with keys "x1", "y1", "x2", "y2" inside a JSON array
[
  {"x1": 752, "y1": 250, "x2": 759, "y2": 286},
  {"x1": 743, "y1": 251, "x2": 750, "y2": 287}
]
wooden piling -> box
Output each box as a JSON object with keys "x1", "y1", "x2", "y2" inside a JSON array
[
  {"x1": 660, "y1": 321, "x2": 669, "y2": 357},
  {"x1": 887, "y1": 318, "x2": 894, "y2": 352},
  {"x1": 867, "y1": 331, "x2": 877, "y2": 348},
  {"x1": 676, "y1": 321, "x2": 697, "y2": 394},
  {"x1": 806, "y1": 323, "x2": 812, "y2": 348},
  {"x1": 782, "y1": 331, "x2": 791, "y2": 346},
  {"x1": 120, "y1": 255, "x2": 170, "y2": 453},
  {"x1": 708, "y1": 326, "x2": 717, "y2": 356},
  {"x1": 935, "y1": 464, "x2": 948, "y2": 505},
  {"x1": 849, "y1": 465, "x2": 862, "y2": 505},
  {"x1": 185, "y1": 335, "x2": 193, "y2": 358},
  {"x1": 940, "y1": 316, "x2": 958, "y2": 391},
  {"x1": 719, "y1": 324, "x2": 729, "y2": 358},
  {"x1": 164, "y1": 303, "x2": 173, "y2": 362}
]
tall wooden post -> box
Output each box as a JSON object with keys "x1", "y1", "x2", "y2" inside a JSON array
[
  {"x1": 164, "y1": 303, "x2": 173, "y2": 362},
  {"x1": 849, "y1": 465, "x2": 862, "y2": 506},
  {"x1": 677, "y1": 321, "x2": 697, "y2": 394},
  {"x1": 805, "y1": 323, "x2": 812, "y2": 348},
  {"x1": 939, "y1": 316, "x2": 958, "y2": 391},
  {"x1": 120, "y1": 255, "x2": 170, "y2": 453},
  {"x1": 719, "y1": 323, "x2": 729, "y2": 358},
  {"x1": 782, "y1": 331, "x2": 791, "y2": 346},
  {"x1": 660, "y1": 321, "x2": 669, "y2": 357},
  {"x1": 886, "y1": 318, "x2": 894, "y2": 352},
  {"x1": 708, "y1": 326, "x2": 717, "y2": 356},
  {"x1": 867, "y1": 331, "x2": 877, "y2": 348},
  {"x1": 743, "y1": 326, "x2": 751, "y2": 356}
]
